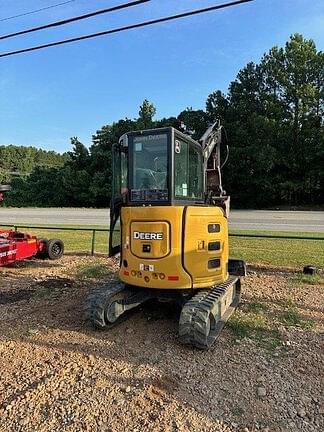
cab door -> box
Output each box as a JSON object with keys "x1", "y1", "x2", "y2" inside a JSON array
[{"x1": 109, "y1": 143, "x2": 127, "y2": 256}]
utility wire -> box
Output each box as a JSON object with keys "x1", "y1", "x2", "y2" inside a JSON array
[
  {"x1": 0, "y1": 0, "x2": 151, "y2": 40},
  {"x1": 0, "y1": 0, "x2": 253, "y2": 58},
  {"x1": 0, "y1": 0, "x2": 78, "y2": 22}
]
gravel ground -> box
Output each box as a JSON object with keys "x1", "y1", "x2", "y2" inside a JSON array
[{"x1": 0, "y1": 256, "x2": 323, "y2": 432}]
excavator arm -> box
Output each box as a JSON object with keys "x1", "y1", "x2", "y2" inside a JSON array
[{"x1": 199, "y1": 121, "x2": 230, "y2": 215}]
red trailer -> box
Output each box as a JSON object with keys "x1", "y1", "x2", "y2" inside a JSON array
[{"x1": 0, "y1": 185, "x2": 64, "y2": 266}]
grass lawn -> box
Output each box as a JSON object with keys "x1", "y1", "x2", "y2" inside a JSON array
[
  {"x1": 1, "y1": 224, "x2": 323, "y2": 268},
  {"x1": 230, "y1": 230, "x2": 324, "y2": 268},
  {"x1": 1, "y1": 224, "x2": 111, "y2": 255}
]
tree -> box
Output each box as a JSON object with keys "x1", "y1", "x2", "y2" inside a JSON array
[
  {"x1": 90, "y1": 118, "x2": 137, "y2": 206},
  {"x1": 0, "y1": 144, "x2": 68, "y2": 178},
  {"x1": 60, "y1": 137, "x2": 93, "y2": 206},
  {"x1": 206, "y1": 90, "x2": 229, "y2": 123},
  {"x1": 4, "y1": 35, "x2": 323, "y2": 208},
  {"x1": 260, "y1": 34, "x2": 324, "y2": 204},
  {"x1": 177, "y1": 108, "x2": 209, "y2": 140},
  {"x1": 138, "y1": 99, "x2": 156, "y2": 129},
  {"x1": 206, "y1": 33, "x2": 323, "y2": 207},
  {"x1": 68, "y1": 137, "x2": 90, "y2": 170}
]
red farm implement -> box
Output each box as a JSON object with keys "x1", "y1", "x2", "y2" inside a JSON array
[{"x1": 0, "y1": 185, "x2": 64, "y2": 266}]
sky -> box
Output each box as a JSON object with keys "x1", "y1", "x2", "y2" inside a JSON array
[{"x1": 0, "y1": 0, "x2": 323, "y2": 153}]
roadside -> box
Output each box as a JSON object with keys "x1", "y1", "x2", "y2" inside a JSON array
[
  {"x1": 0, "y1": 256, "x2": 323, "y2": 432},
  {"x1": 1, "y1": 209, "x2": 324, "y2": 232}
]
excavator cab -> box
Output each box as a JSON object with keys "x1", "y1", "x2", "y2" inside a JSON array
[
  {"x1": 109, "y1": 127, "x2": 205, "y2": 255},
  {"x1": 87, "y1": 124, "x2": 246, "y2": 350}
]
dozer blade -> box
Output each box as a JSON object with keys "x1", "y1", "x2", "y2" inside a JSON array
[{"x1": 179, "y1": 276, "x2": 241, "y2": 350}]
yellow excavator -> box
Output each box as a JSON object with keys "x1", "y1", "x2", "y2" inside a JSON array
[{"x1": 85, "y1": 121, "x2": 246, "y2": 349}]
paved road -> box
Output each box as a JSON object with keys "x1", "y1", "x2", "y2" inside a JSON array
[
  {"x1": 229, "y1": 210, "x2": 324, "y2": 232},
  {"x1": 0, "y1": 208, "x2": 323, "y2": 232}
]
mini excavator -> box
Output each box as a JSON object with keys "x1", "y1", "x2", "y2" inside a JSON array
[{"x1": 86, "y1": 122, "x2": 246, "y2": 349}]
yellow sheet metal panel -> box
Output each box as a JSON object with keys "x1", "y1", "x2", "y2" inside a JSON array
[
  {"x1": 184, "y1": 206, "x2": 229, "y2": 288},
  {"x1": 120, "y1": 206, "x2": 192, "y2": 289},
  {"x1": 130, "y1": 221, "x2": 170, "y2": 258}
]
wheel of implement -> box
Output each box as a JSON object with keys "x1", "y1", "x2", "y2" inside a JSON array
[
  {"x1": 36, "y1": 238, "x2": 49, "y2": 259},
  {"x1": 85, "y1": 282, "x2": 131, "y2": 329},
  {"x1": 47, "y1": 238, "x2": 64, "y2": 260},
  {"x1": 179, "y1": 277, "x2": 241, "y2": 350}
]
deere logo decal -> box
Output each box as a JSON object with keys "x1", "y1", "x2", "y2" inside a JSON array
[{"x1": 133, "y1": 231, "x2": 163, "y2": 240}]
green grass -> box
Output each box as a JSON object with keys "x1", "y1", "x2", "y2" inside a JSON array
[
  {"x1": 229, "y1": 296, "x2": 316, "y2": 348},
  {"x1": 228, "y1": 310, "x2": 268, "y2": 339},
  {"x1": 292, "y1": 273, "x2": 324, "y2": 285},
  {"x1": 1, "y1": 223, "x2": 110, "y2": 255},
  {"x1": 230, "y1": 229, "x2": 324, "y2": 268},
  {"x1": 230, "y1": 229, "x2": 324, "y2": 238},
  {"x1": 278, "y1": 299, "x2": 315, "y2": 330},
  {"x1": 2, "y1": 223, "x2": 323, "y2": 268},
  {"x1": 228, "y1": 309, "x2": 282, "y2": 350},
  {"x1": 75, "y1": 262, "x2": 113, "y2": 280},
  {"x1": 245, "y1": 301, "x2": 268, "y2": 314},
  {"x1": 228, "y1": 311, "x2": 267, "y2": 339}
]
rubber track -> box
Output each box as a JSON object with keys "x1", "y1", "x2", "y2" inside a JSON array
[
  {"x1": 179, "y1": 276, "x2": 240, "y2": 350},
  {"x1": 84, "y1": 281, "x2": 125, "y2": 329}
]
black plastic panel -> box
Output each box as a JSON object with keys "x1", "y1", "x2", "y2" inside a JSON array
[
  {"x1": 208, "y1": 258, "x2": 221, "y2": 269},
  {"x1": 208, "y1": 223, "x2": 220, "y2": 233},
  {"x1": 142, "y1": 244, "x2": 151, "y2": 253},
  {"x1": 228, "y1": 259, "x2": 247, "y2": 276},
  {"x1": 131, "y1": 189, "x2": 169, "y2": 202},
  {"x1": 208, "y1": 241, "x2": 221, "y2": 251}
]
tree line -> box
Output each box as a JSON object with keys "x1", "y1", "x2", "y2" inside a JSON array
[
  {"x1": 0, "y1": 145, "x2": 69, "y2": 182},
  {"x1": 4, "y1": 34, "x2": 324, "y2": 208}
]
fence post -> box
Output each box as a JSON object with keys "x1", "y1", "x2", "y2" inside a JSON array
[{"x1": 91, "y1": 229, "x2": 96, "y2": 256}]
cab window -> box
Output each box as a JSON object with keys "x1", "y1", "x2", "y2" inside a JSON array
[
  {"x1": 174, "y1": 139, "x2": 203, "y2": 200},
  {"x1": 132, "y1": 134, "x2": 168, "y2": 190}
]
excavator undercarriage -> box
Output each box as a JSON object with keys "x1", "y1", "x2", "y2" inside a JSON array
[{"x1": 85, "y1": 273, "x2": 242, "y2": 350}]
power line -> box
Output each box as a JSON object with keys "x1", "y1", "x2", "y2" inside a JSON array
[
  {"x1": 0, "y1": 0, "x2": 78, "y2": 22},
  {"x1": 0, "y1": 0, "x2": 151, "y2": 40},
  {"x1": 0, "y1": 0, "x2": 253, "y2": 59}
]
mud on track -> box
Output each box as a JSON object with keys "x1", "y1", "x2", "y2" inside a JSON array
[{"x1": 0, "y1": 256, "x2": 323, "y2": 432}]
